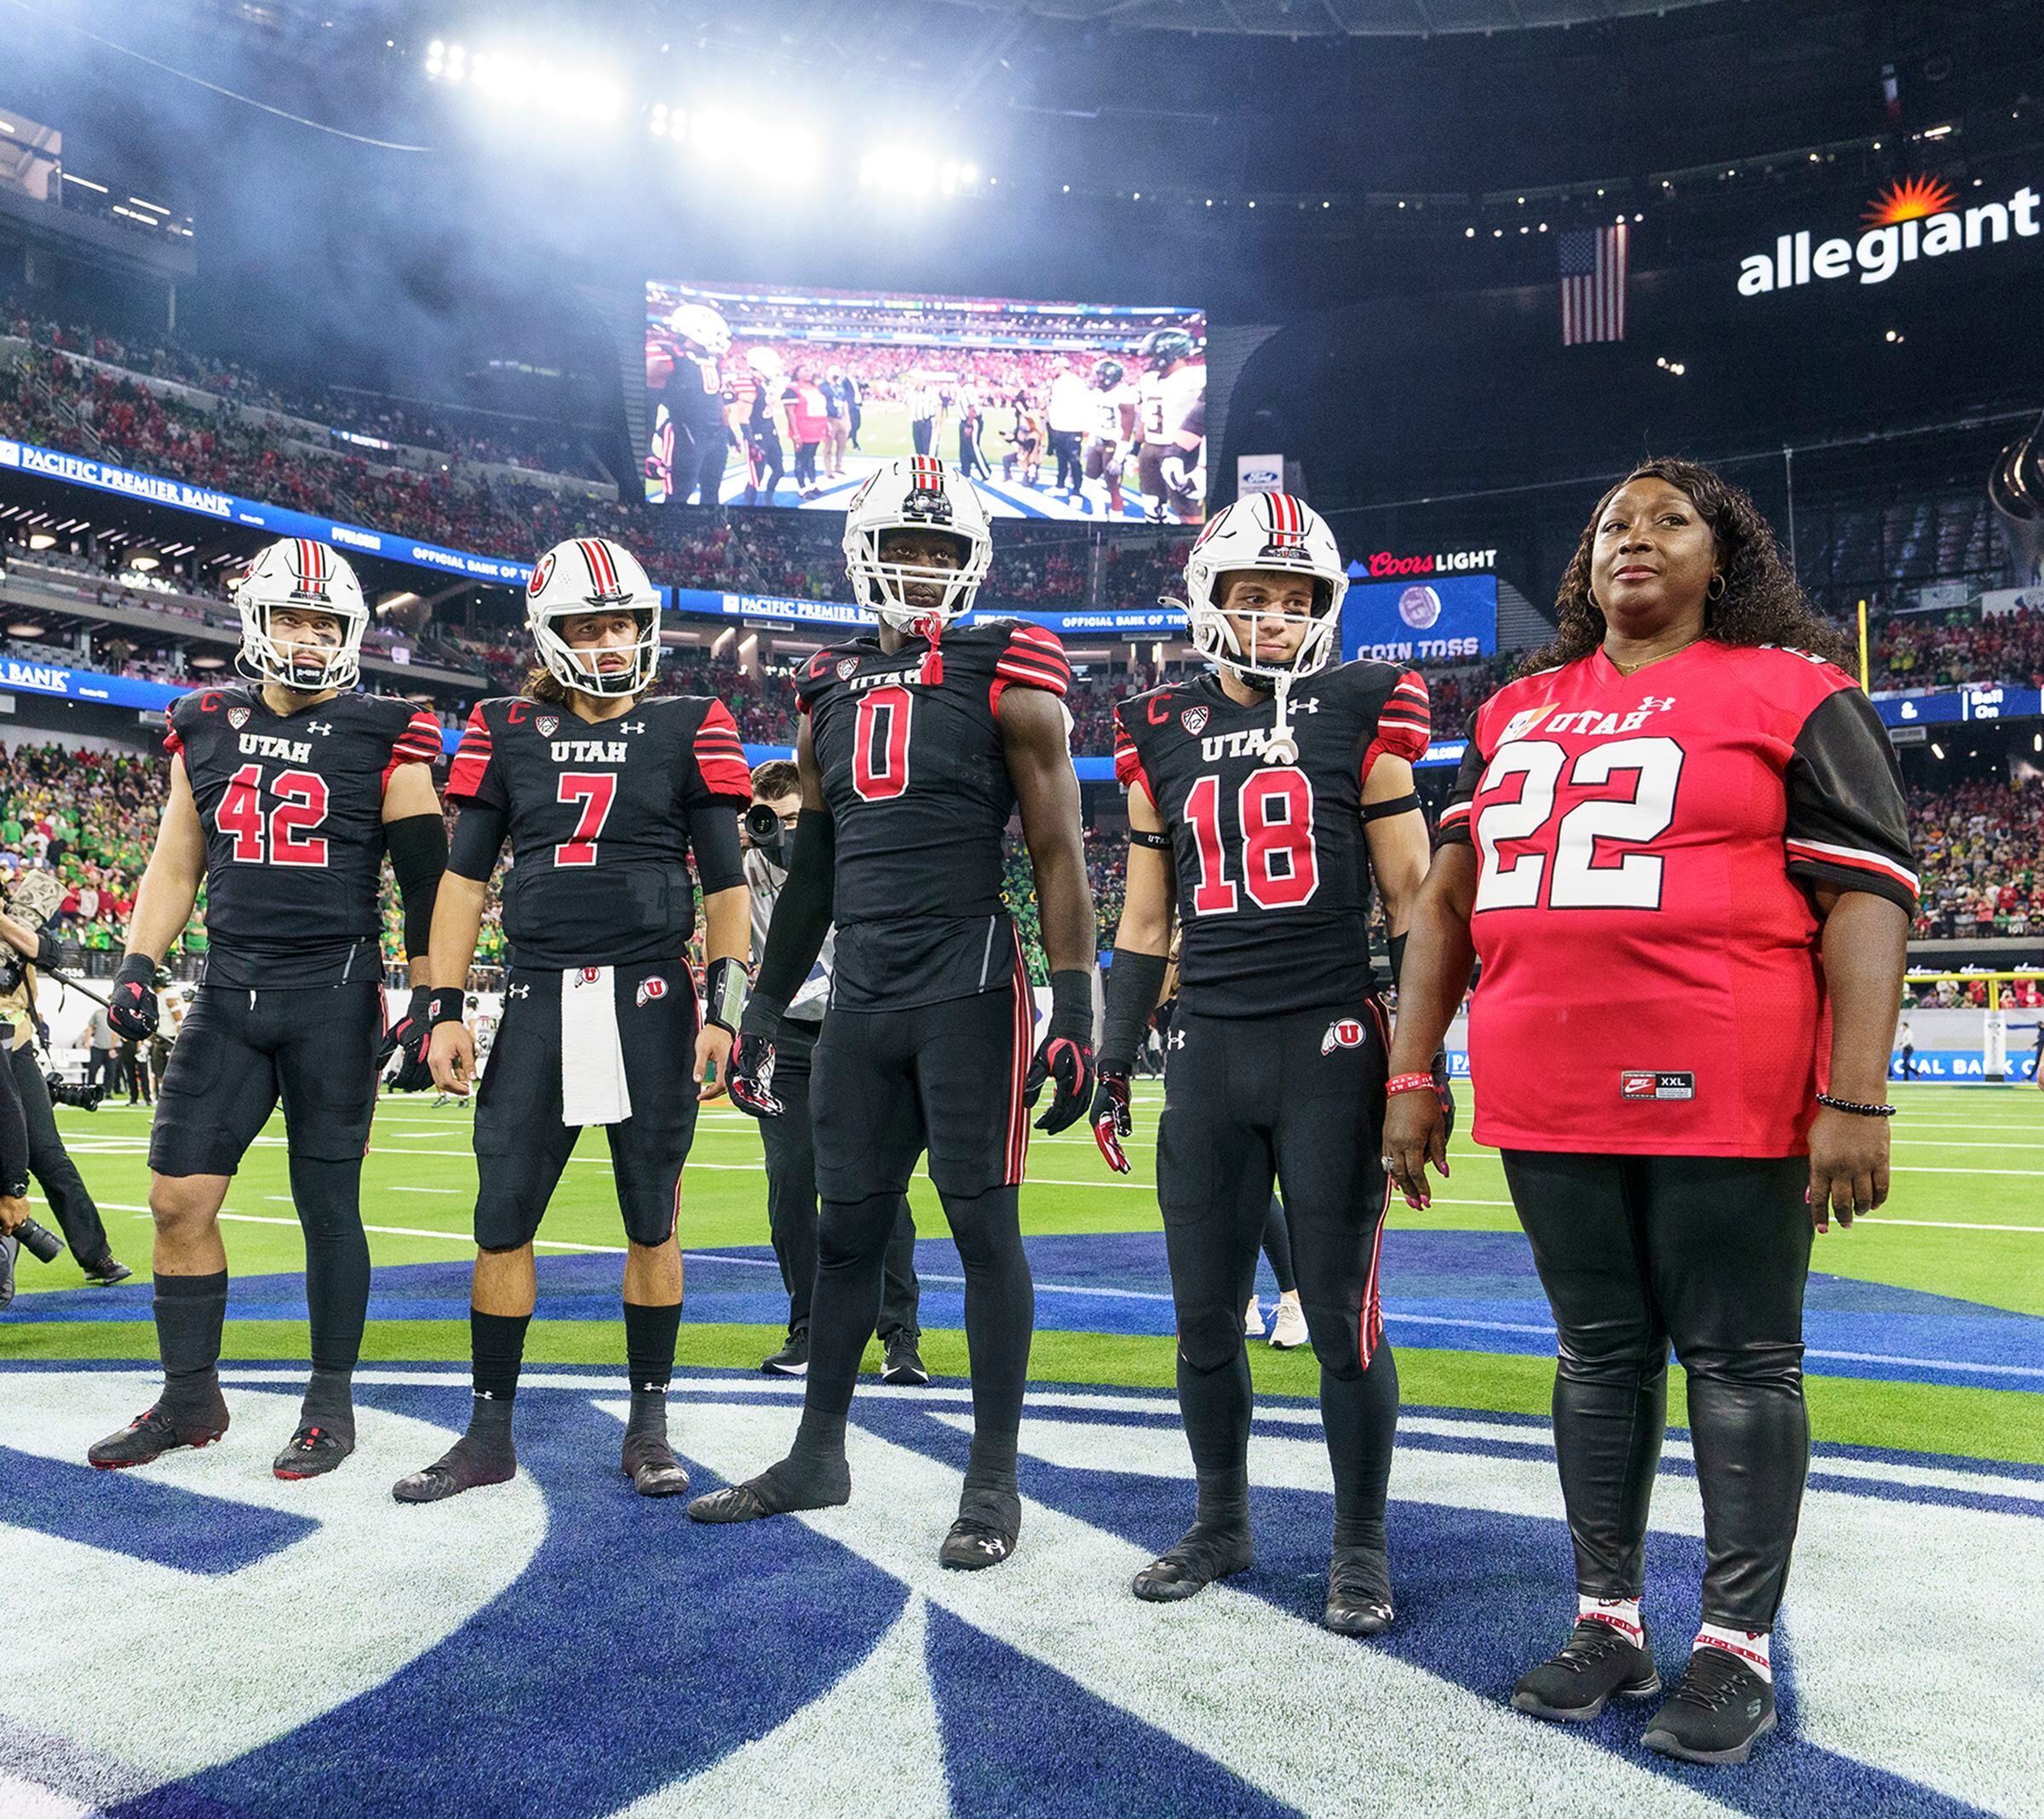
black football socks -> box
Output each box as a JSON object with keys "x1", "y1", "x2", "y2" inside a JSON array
[{"x1": 153, "y1": 1270, "x2": 229, "y2": 1421}]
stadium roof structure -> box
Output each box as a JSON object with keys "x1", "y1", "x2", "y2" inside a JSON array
[{"x1": 931, "y1": 0, "x2": 1731, "y2": 33}]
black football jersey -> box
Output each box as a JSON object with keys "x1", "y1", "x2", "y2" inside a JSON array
[
  {"x1": 446, "y1": 693, "x2": 749, "y2": 970},
  {"x1": 165, "y1": 684, "x2": 444, "y2": 989},
  {"x1": 796, "y1": 617, "x2": 1071, "y2": 1010},
  {"x1": 1114, "y1": 661, "x2": 1431, "y2": 1018}
]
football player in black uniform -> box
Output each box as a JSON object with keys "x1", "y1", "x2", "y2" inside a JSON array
[
  {"x1": 650, "y1": 302, "x2": 737, "y2": 508},
  {"x1": 393, "y1": 537, "x2": 752, "y2": 1504},
  {"x1": 86, "y1": 537, "x2": 448, "y2": 1478},
  {"x1": 690, "y1": 456, "x2": 1098, "y2": 1569},
  {"x1": 1094, "y1": 492, "x2": 1434, "y2": 1633}
]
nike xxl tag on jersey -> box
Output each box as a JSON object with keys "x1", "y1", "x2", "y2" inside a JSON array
[{"x1": 1619, "y1": 1070, "x2": 1696, "y2": 1101}]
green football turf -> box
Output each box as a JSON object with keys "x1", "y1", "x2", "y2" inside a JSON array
[{"x1": 7, "y1": 1082, "x2": 2041, "y2": 1461}]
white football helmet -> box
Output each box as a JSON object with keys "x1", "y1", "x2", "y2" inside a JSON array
[
  {"x1": 841, "y1": 456, "x2": 994, "y2": 634},
  {"x1": 1183, "y1": 491, "x2": 1347, "y2": 688},
  {"x1": 525, "y1": 537, "x2": 663, "y2": 697},
  {"x1": 744, "y1": 345, "x2": 784, "y2": 382},
  {"x1": 668, "y1": 302, "x2": 732, "y2": 357},
  {"x1": 234, "y1": 537, "x2": 370, "y2": 691}
]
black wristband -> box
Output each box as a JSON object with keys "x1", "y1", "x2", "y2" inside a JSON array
[
  {"x1": 1099, "y1": 948, "x2": 1167, "y2": 1074},
  {"x1": 704, "y1": 956, "x2": 749, "y2": 1034},
  {"x1": 1128, "y1": 827, "x2": 1172, "y2": 850},
  {"x1": 1815, "y1": 1093, "x2": 1897, "y2": 1118},
  {"x1": 33, "y1": 928, "x2": 60, "y2": 969},
  {"x1": 427, "y1": 988, "x2": 468, "y2": 1027},
  {"x1": 1046, "y1": 968, "x2": 1094, "y2": 1041}
]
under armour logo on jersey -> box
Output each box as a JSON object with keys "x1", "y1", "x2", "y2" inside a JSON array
[
  {"x1": 1167, "y1": 1029, "x2": 1186, "y2": 1050},
  {"x1": 307, "y1": 720, "x2": 332, "y2": 736},
  {"x1": 1638, "y1": 696, "x2": 1677, "y2": 713},
  {"x1": 621, "y1": 721, "x2": 645, "y2": 734},
  {"x1": 227, "y1": 707, "x2": 250, "y2": 730},
  {"x1": 1290, "y1": 697, "x2": 1321, "y2": 714},
  {"x1": 507, "y1": 984, "x2": 530, "y2": 1000}
]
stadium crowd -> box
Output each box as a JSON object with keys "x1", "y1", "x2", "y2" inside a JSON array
[
  {"x1": 1872, "y1": 605, "x2": 2044, "y2": 692},
  {"x1": 1907, "y1": 778, "x2": 2044, "y2": 941}
]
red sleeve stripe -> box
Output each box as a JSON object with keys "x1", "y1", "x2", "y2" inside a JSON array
[
  {"x1": 1377, "y1": 703, "x2": 1431, "y2": 726},
  {"x1": 995, "y1": 657, "x2": 1071, "y2": 695},
  {"x1": 1783, "y1": 839, "x2": 1919, "y2": 894},
  {"x1": 162, "y1": 726, "x2": 184, "y2": 756},
  {"x1": 1436, "y1": 801, "x2": 1472, "y2": 828}
]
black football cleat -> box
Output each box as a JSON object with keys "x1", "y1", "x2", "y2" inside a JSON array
[
  {"x1": 1642, "y1": 1647, "x2": 1777, "y2": 1764},
  {"x1": 88, "y1": 1393, "x2": 230, "y2": 1469},
  {"x1": 1324, "y1": 1543, "x2": 1395, "y2": 1637},
  {"x1": 393, "y1": 1436, "x2": 516, "y2": 1504},
  {"x1": 881, "y1": 1334, "x2": 929, "y2": 1386},
  {"x1": 760, "y1": 1330, "x2": 809, "y2": 1377},
  {"x1": 1132, "y1": 1522, "x2": 1255, "y2": 1603},
  {"x1": 273, "y1": 1422, "x2": 353, "y2": 1481},
  {"x1": 939, "y1": 1518, "x2": 1016, "y2": 1570},
  {"x1": 622, "y1": 1431, "x2": 692, "y2": 1497},
  {"x1": 687, "y1": 1482, "x2": 778, "y2": 1524},
  {"x1": 82, "y1": 1255, "x2": 135, "y2": 1288},
  {"x1": 1512, "y1": 1618, "x2": 1662, "y2": 1721}
]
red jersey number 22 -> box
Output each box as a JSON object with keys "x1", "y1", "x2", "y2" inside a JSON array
[{"x1": 1473, "y1": 736, "x2": 1683, "y2": 912}]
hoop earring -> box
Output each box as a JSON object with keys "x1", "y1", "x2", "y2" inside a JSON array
[{"x1": 1707, "y1": 574, "x2": 1726, "y2": 601}]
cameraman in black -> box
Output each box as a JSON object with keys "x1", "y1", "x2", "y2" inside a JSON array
[
  {"x1": 744, "y1": 760, "x2": 925, "y2": 1383},
  {"x1": 0, "y1": 894, "x2": 132, "y2": 1294}
]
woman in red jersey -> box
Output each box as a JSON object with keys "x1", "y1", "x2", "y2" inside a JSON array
[{"x1": 1384, "y1": 459, "x2": 1913, "y2": 1766}]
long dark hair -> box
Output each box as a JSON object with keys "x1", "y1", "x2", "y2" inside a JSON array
[{"x1": 1524, "y1": 457, "x2": 1850, "y2": 674}]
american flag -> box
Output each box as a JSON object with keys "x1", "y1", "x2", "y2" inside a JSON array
[{"x1": 1559, "y1": 224, "x2": 1628, "y2": 345}]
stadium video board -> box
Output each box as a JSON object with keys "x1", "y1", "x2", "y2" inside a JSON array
[
  {"x1": 1341, "y1": 574, "x2": 1497, "y2": 664},
  {"x1": 643, "y1": 278, "x2": 1204, "y2": 524}
]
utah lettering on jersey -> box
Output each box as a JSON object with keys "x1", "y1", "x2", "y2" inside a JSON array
[{"x1": 1116, "y1": 661, "x2": 1430, "y2": 1020}]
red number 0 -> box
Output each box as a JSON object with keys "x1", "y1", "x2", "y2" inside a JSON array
[
  {"x1": 852, "y1": 686, "x2": 912, "y2": 801},
  {"x1": 1183, "y1": 769, "x2": 1319, "y2": 915},
  {"x1": 218, "y1": 764, "x2": 330, "y2": 867},
  {"x1": 555, "y1": 772, "x2": 617, "y2": 866}
]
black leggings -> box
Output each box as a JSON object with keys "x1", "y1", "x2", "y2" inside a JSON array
[
  {"x1": 1501, "y1": 1151, "x2": 1814, "y2": 1632},
  {"x1": 1260, "y1": 1194, "x2": 1296, "y2": 1296}
]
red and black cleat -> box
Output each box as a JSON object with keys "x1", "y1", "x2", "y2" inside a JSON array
[
  {"x1": 87, "y1": 1395, "x2": 230, "y2": 1469},
  {"x1": 273, "y1": 1422, "x2": 354, "y2": 1481}
]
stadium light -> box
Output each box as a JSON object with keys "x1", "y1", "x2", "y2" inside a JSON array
[
  {"x1": 128, "y1": 552, "x2": 160, "y2": 571},
  {"x1": 26, "y1": 532, "x2": 55, "y2": 550}
]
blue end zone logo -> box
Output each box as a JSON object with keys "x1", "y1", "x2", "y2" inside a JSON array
[{"x1": 0, "y1": 1369, "x2": 2034, "y2": 1816}]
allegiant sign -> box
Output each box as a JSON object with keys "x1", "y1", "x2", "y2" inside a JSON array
[{"x1": 1737, "y1": 175, "x2": 2040, "y2": 295}]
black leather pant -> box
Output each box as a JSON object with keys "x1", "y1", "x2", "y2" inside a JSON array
[{"x1": 1501, "y1": 1151, "x2": 1813, "y2": 1632}]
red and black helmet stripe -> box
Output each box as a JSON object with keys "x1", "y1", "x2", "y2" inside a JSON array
[
  {"x1": 576, "y1": 537, "x2": 623, "y2": 600},
  {"x1": 1260, "y1": 491, "x2": 1312, "y2": 554},
  {"x1": 292, "y1": 537, "x2": 330, "y2": 599}
]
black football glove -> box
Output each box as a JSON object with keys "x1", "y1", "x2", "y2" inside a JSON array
[
  {"x1": 378, "y1": 985, "x2": 437, "y2": 1093},
  {"x1": 1433, "y1": 1047, "x2": 1456, "y2": 1145},
  {"x1": 727, "y1": 994, "x2": 784, "y2": 1121},
  {"x1": 106, "y1": 955, "x2": 158, "y2": 1042},
  {"x1": 1090, "y1": 1071, "x2": 1133, "y2": 1174},
  {"x1": 1024, "y1": 969, "x2": 1097, "y2": 1135}
]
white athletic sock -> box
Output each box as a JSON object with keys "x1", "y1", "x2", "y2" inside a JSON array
[
  {"x1": 1577, "y1": 1593, "x2": 1643, "y2": 1645},
  {"x1": 1695, "y1": 1622, "x2": 1772, "y2": 1682},
  {"x1": 1278, "y1": 1289, "x2": 1301, "y2": 1307}
]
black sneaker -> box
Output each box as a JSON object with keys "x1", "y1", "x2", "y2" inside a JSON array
[
  {"x1": 939, "y1": 1518, "x2": 1015, "y2": 1570},
  {"x1": 1324, "y1": 1543, "x2": 1394, "y2": 1638},
  {"x1": 761, "y1": 1330, "x2": 809, "y2": 1377},
  {"x1": 82, "y1": 1255, "x2": 135, "y2": 1288},
  {"x1": 88, "y1": 1393, "x2": 231, "y2": 1468},
  {"x1": 881, "y1": 1333, "x2": 929, "y2": 1386},
  {"x1": 1512, "y1": 1618, "x2": 1661, "y2": 1721},
  {"x1": 1642, "y1": 1646, "x2": 1777, "y2": 1764},
  {"x1": 273, "y1": 1422, "x2": 353, "y2": 1481}
]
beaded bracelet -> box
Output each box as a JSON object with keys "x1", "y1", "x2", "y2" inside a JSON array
[
  {"x1": 1815, "y1": 1093, "x2": 1897, "y2": 1118},
  {"x1": 1387, "y1": 1073, "x2": 1438, "y2": 1097}
]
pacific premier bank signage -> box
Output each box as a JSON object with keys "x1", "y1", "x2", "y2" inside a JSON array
[{"x1": 1737, "y1": 175, "x2": 2040, "y2": 295}]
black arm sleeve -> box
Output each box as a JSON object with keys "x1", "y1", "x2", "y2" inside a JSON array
[
  {"x1": 33, "y1": 929, "x2": 60, "y2": 969},
  {"x1": 447, "y1": 800, "x2": 509, "y2": 883},
  {"x1": 0, "y1": 1044, "x2": 29, "y2": 1191},
  {"x1": 687, "y1": 802, "x2": 745, "y2": 897},
  {"x1": 1099, "y1": 947, "x2": 1168, "y2": 1075},
  {"x1": 1432, "y1": 710, "x2": 1487, "y2": 850},
  {"x1": 752, "y1": 807, "x2": 835, "y2": 1009},
  {"x1": 1783, "y1": 688, "x2": 1919, "y2": 914},
  {"x1": 385, "y1": 812, "x2": 449, "y2": 959}
]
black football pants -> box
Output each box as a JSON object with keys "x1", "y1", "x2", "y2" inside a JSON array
[
  {"x1": 758, "y1": 1019, "x2": 921, "y2": 1343},
  {"x1": 1500, "y1": 1151, "x2": 1814, "y2": 1632}
]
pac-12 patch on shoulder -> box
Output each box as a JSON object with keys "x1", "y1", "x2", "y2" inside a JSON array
[
  {"x1": 1621, "y1": 1070, "x2": 1695, "y2": 1100},
  {"x1": 1180, "y1": 705, "x2": 1209, "y2": 735},
  {"x1": 1322, "y1": 1018, "x2": 1365, "y2": 1055}
]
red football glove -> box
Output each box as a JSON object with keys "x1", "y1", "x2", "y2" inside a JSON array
[{"x1": 1090, "y1": 1072, "x2": 1133, "y2": 1174}]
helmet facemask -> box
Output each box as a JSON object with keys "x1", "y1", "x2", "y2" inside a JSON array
[
  {"x1": 235, "y1": 538, "x2": 369, "y2": 692},
  {"x1": 532, "y1": 606, "x2": 660, "y2": 697}
]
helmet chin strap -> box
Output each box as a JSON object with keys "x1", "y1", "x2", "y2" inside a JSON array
[{"x1": 1265, "y1": 674, "x2": 1300, "y2": 766}]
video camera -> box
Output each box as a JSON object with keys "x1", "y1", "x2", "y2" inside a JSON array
[{"x1": 45, "y1": 1074, "x2": 104, "y2": 1112}]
